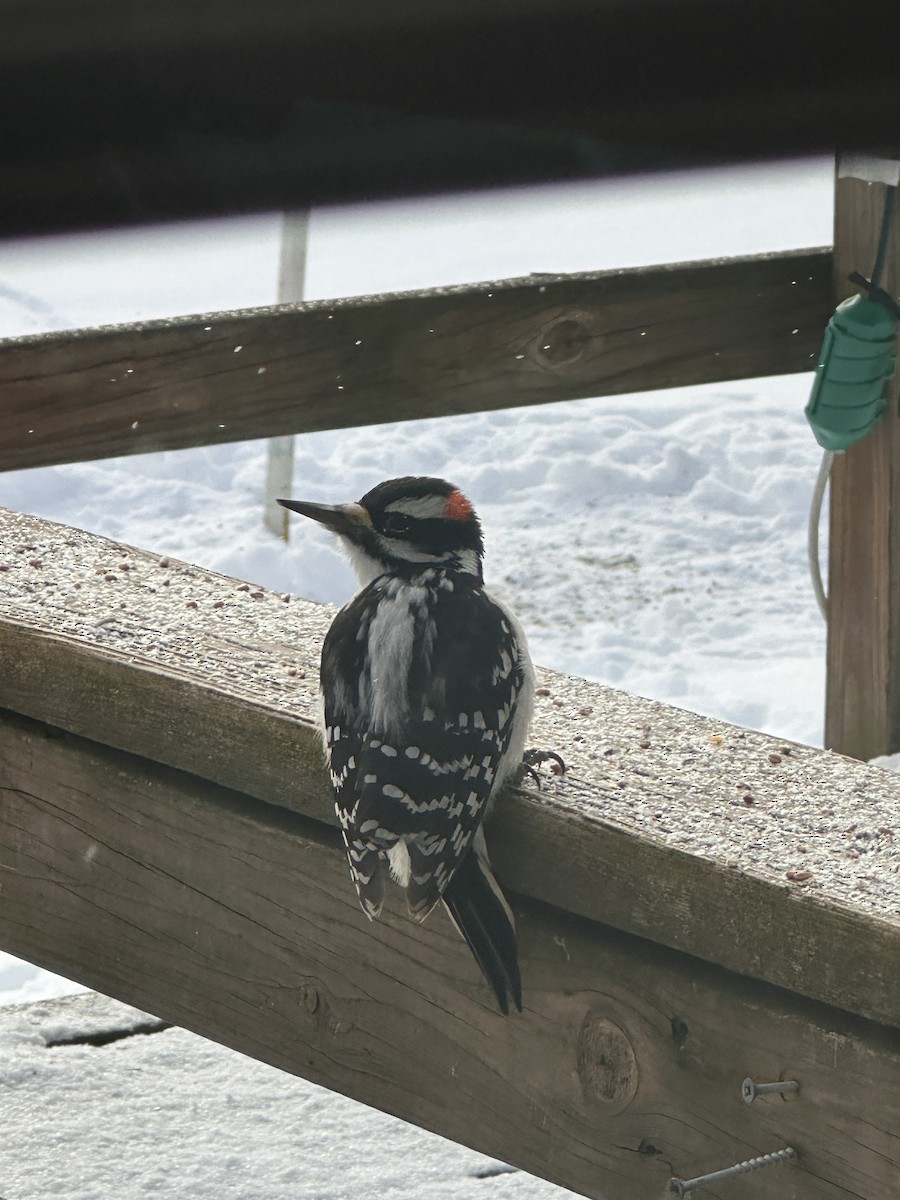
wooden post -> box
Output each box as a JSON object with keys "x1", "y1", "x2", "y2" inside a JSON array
[
  {"x1": 263, "y1": 210, "x2": 309, "y2": 540},
  {"x1": 826, "y1": 159, "x2": 900, "y2": 759}
]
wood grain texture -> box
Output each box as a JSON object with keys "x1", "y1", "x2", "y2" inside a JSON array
[
  {"x1": 0, "y1": 249, "x2": 831, "y2": 472},
  {"x1": 3, "y1": 708, "x2": 900, "y2": 1200},
  {"x1": 4, "y1": 507, "x2": 900, "y2": 1034},
  {"x1": 826, "y1": 175, "x2": 900, "y2": 758}
]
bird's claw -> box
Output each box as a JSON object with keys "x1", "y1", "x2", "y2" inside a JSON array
[{"x1": 520, "y1": 747, "x2": 567, "y2": 789}]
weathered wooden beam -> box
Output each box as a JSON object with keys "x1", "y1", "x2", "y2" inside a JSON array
[
  {"x1": 2, "y1": 2, "x2": 899, "y2": 234},
  {"x1": 3, "y1": 506, "x2": 900, "y2": 1038},
  {"x1": 0, "y1": 248, "x2": 831, "y2": 472},
  {"x1": 825, "y1": 175, "x2": 900, "y2": 758},
  {"x1": 3, "y1": 707, "x2": 900, "y2": 1199}
]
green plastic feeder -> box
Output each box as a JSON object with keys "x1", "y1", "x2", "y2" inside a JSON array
[{"x1": 804, "y1": 292, "x2": 897, "y2": 452}]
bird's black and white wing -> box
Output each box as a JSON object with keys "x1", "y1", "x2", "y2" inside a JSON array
[{"x1": 320, "y1": 574, "x2": 531, "y2": 1010}]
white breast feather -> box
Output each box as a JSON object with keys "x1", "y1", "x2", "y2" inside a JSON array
[
  {"x1": 487, "y1": 591, "x2": 535, "y2": 792},
  {"x1": 361, "y1": 579, "x2": 433, "y2": 735}
]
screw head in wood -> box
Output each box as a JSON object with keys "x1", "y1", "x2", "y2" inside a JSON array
[{"x1": 665, "y1": 1146, "x2": 796, "y2": 1196}]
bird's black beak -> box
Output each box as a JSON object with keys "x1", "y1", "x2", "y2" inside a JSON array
[{"x1": 277, "y1": 498, "x2": 372, "y2": 535}]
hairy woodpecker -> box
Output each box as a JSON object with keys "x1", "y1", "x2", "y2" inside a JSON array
[{"x1": 279, "y1": 476, "x2": 535, "y2": 1013}]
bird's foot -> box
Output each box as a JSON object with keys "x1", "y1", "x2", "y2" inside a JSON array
[{"x1": 519, "y1": 747, "x2": 567, "y2": 789}]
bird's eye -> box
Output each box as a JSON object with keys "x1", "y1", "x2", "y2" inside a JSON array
[{"x1": 382, "y1": 513, "x2": 411, "y2": 537}]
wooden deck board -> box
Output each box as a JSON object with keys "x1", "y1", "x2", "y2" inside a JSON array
[
  {"x1": 3, "y1": 507, "x2": 900, "y2": 1035},
  {"x1": 3, "y1": 708, "x2": 900, "y2": 1199}
]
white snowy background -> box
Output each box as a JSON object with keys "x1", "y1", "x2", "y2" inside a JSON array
[{"x1": 1, "y1": 157, "x2": 842, "y2": 1197}]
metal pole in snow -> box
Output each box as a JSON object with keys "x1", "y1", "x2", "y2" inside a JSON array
[{"x1": 263, "y1": 210, "x2": 309, "y2": 540}]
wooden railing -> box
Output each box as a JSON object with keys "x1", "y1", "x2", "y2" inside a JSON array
[
  {"x1": 3, "y1": 167, "x2": 900, "y2": 1197},
  {"x1": 0, "y1": 248, "x2": 830, "y2": 472},
  {"x1": 2, "y1": 5, "x2": 900, "y2": 1188},
  {"x1": 2, "y1": 506, "x2": 900, "y2": 1199},
  {"x1": 3, "y1": 203, "x2": 898, "y2": 764}
]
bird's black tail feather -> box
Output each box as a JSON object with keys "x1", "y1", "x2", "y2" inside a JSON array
[{"x1": 442, "y1": 841, "x2": 522, "y2": 1014}]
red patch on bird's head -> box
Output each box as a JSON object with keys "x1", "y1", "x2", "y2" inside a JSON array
[{"x1": 444, "y1": 489, "x2": 474, "y2": 521}]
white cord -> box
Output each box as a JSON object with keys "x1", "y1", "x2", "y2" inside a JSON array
[{"x1": 808, "y1": 449, "x2": 834, "y2": 620}]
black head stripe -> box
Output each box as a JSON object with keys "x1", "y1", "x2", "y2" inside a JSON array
[
  {"x1": 356, "y1": 477, "x2": 484, "y2": 566},
  {"x1": 359, "y1": 476, "x2": 457, "y2": 511}
]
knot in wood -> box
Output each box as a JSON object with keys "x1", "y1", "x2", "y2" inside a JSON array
[
  {"x1": 577, "y1": 1013, "x2": 638, "y2": 1110},
  {"x1": 532, "y1": 316, "x2": 592, "y2": 367}
]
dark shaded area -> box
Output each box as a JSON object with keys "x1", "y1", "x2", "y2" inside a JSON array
[
  {"x1": 1, "y1": 0, "x2": 898, "y2": 237},
  {"x1": 44, "y1": 1018, "x2": 174, "y2": 1048}
]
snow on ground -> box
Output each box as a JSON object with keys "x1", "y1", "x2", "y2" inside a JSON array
[
  {"x1": 0, "y1": 156, "x2": 835, "y2": 762},
  {"x1": 2, "y1": 994, "x2": 570, "y2": 1200},
  {"x1": 0, "y1": 158, "x2": 839, "y2": 1194}
]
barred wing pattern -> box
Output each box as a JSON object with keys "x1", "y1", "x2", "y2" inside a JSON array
[{"x1": 321, "y1": 573, "x2": 526, "y2": 923}]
